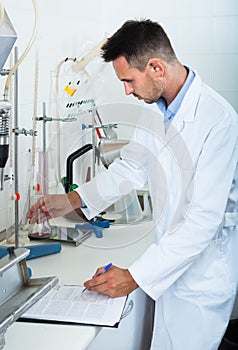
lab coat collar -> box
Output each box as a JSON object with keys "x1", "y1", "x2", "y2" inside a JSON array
[{"x1": 171, "y1": 70, "x2": 202, "y2": 132}]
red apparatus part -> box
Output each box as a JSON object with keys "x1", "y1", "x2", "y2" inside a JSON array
[
  {"x1": 36, "y1": 183, "x2": 40, "y2": 192},
  {"x1": 15, "y1": 192, "x2": 20, "y2": 201}
]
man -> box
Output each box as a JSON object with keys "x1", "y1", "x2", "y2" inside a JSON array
[{"x1": 28, "y1": 20, "x2": 238, "y2": 349}]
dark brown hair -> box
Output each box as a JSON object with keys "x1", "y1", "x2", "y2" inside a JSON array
[{"x1": 101, "y1": 19, "x2": 177, "y2": 71}]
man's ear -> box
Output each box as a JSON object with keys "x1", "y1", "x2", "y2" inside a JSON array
[{"x1": 147, "y1": 59, "x2": 164, "y2": 77}]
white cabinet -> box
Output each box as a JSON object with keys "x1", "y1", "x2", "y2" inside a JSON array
[{"x1": 87, "y1": 288, "x2": 154, "y2": 350}]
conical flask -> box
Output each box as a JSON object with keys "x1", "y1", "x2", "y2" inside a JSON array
[{"x1": 28, "y1": 208, "x2": 52, "y2": 240}]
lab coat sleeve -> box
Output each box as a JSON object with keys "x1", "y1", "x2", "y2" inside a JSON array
[
  {"x1": 129, "y1": 113, "x2": 238, "y2": 300},
  {"x1": 76, "y1": 140, "x2": 149, "y2": 219}
]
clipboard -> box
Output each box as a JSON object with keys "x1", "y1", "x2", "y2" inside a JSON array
[{"x1": 19, "y1": 284, "x2": 128, "y2": 328}]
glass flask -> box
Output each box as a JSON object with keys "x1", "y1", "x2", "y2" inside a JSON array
[{"x1": 28, "y1": 208, "x2": 52, "y2": 240}]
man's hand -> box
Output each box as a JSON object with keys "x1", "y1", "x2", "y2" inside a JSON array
[
  {"x1": 27, "y1": 191, "x2": 82, "y2": 223},
  {"x1": 83, "y1": 265, "x2": 138, "y2": 298}
]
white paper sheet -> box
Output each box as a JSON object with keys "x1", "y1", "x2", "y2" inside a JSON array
[{"x1": 22, "y1": 285, "x2": 127, "y2": 327}]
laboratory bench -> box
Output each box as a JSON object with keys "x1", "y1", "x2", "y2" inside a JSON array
[{"x1": 3, "y1": 220, "x2": 155, "y2": 350}]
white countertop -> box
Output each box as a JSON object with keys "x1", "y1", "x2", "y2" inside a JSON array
[{"x1": 4, "y1": 220, "x2": 154, "y2": 350}]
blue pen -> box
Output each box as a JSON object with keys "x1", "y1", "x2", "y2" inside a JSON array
[
  {"x1": 82, "y1": 262, "x2": 112, "y2": 293},
  {"x1": 97, "y1": 262, "x2": 112, "y2": 276}
]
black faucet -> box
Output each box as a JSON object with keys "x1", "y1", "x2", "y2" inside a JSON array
[{"x1": 64, "y1": 143, "x2": 93, "y2": 193}]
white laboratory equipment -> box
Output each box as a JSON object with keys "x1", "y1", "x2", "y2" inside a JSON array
[{"x1": 0, "y1": 247, "x2": 58, "y2": 349}]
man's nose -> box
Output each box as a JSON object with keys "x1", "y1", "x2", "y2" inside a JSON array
[{"x1": 124, "y1": 83, "x2": 134, "y2": 95}]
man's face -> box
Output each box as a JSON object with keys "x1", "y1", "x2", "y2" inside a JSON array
[{"x1": 113, "y1": 56, "x2": 164, "y2": 104}]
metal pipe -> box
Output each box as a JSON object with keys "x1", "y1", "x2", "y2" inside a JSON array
[
  {"x1": 91, "y1": 111, "x2": 96, "y2": 178},
  {"x1": 14, "y1": 47, "x2": 19, "y2": 248},
  {"x1": 42, "y1": 102, "x2": 47, "y2": 194}
]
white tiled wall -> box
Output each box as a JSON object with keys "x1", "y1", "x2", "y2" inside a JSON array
[{"x1": 0, "y1": 0, "x2": 237, "y2": 231}]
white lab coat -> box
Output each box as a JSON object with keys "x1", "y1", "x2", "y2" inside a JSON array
[{"x1": 77, "y1": 72, "x2": 238, "y2": 350}]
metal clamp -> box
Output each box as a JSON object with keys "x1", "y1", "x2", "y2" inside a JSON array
[{"x1": 13, "y1": 128, "x2": 37, "y2": 136}]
